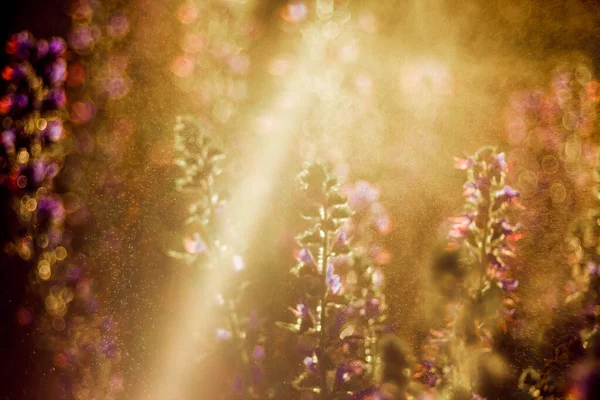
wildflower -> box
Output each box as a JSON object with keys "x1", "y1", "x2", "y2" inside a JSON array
[
  {"x1": 327, "y1": 263, "x2": 343, "y2": 295},
  {"x1": 184, "y1": 233, "x2": 206, "y2": 254},
  {"x1": 252, "y1": 346, "x2": 265, "y2": 361},
  {"x1": 500, "y1": 279, "x2": 519, "y2": 292},
  {"x1": 304, "y1": 356, "x2": 318, "y2": 373},
  {"x1": 216, "y1": 328, "x2": 232, "y2": 341},
  {"x1": 495, "y1": 185, "x2": 519, "y2": 202},
  {"x1": 346, "y1": 181, "x2": 380, "y2": 212},
  {"x1": 493, "y1": 152, "x2": 507, "y2": 170},
  {"x1": 419, "y1": 147, "x2": 520, "y2": 396},
  {"x1": 48, "y1": 37, "x2": 66, "y2": 57},
  {"x1": 37, "y1": 196, "x2": 66, "y2": 223},
  {"x1": 454, "y1": 156, "x2": 475, "y2": 170},
  {"x1": 171, "y1": 117, "x2": 265, "y2": 398},
  {"x1": 289, "y1": 302, "x2": 310, "y2": 319},
  {"x1": 295, "y1": 247, "x2": 315, "y2": 266},
  {"x1": 448, "y1": 215, "x2": 473, "y2": 239}
]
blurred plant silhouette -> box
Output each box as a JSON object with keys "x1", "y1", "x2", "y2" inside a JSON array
[
  {"x1": 415, "y1": 147, "x2": 522, "y2": 399},
  {"x1": 170, "y1": 115, "x2": 266, "y2": 399}
]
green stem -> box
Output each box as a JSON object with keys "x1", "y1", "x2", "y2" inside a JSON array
[
  {"x1": 318, "y1": 206, "x2": 330, "y2": 400},
  {"x1": 478, "y1": 186, "x2": 494, "y2": 302},
  {"x1": 228, "y1": 301, "x2": 251, "y2": 400}
]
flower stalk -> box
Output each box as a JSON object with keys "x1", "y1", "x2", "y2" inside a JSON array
[
  {"x1": 281, "y1": 164, "x2": 392, "y2": 399},
  {"x1": 170, "y1": 115, "x2": 263, "y2": 399},
  {"x1": 416, "y1": 147, "x2": 521, "y2": 398}
]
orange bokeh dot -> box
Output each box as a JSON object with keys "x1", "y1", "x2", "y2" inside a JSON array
[
  {"x1": 0, "y1": 96, "x2": 12, "y2": 114},
  {"x1": 177, "y1": 2, "x2": 198, "y2": 24},
  {"x1": 2, "y1": 66, "x2": 14, "y2": 81},
  {"x1": 171, "y1": 55, "x2": 195, "y2": 78}
]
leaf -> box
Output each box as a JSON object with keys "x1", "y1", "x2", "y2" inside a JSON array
[
  {"x1": 296, "y1": 227, "x2": 323, "y2": 247},
  {"x1": 290, "y1": 261, "x2": 305, "y2": 276},
  {"x1": 207, "y1": 148, "x2": 226, "y2": 163},
  {"x1": 326, "y1": 175, "x2": 338, "y2": 189},
  {"x1": 302, "y1": 205, "x2": 322, "y2": 220},
  {"x1": 275, "y1": 321, "x2": 300, "y2": 333},
  {"x1": 327, "y1": 191, "x2": 347, "y2": 206},
  {"x1": 330, "y1": 205, "x2": 352, "y2": 220},
  {"x1": 565, "y1": 291, "x2": 584, "y2": 304},
  {"x1": 167, "y1": 250, "x2": 197, "y2": 265},
  {"x1": 340, "y1": 334, "x2": 365, "y2": 341},
  {"x1": 331, "y1": 241, "x2": 350, "y2": 255}
]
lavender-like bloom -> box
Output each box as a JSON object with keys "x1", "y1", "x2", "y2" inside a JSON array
[
  {"x1": 1, "y1": 29, "x2": 122, "y2": 398},
  {"x1": 326, "y1": 263, "x2": 342, "y2": 295},
  {"x1": 417, "y1": 147, "x2": 521, "y2": 398},
  {"x1": 170, "y1": 116, "x2": 265, "y2": 399},
  {"x1": 0, "y1": 30, "x2": 69, "y2": 275},
  {"x1": 280, "y1": 164, "x2": 394, "y2": 398},
  {"x1": 278, "y1": 163, "x2": 352, "y2": 398}
]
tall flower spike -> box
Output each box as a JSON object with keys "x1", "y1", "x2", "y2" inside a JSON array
[
  {"x1": 280, "y1": 163, "x2": 394, "y2": 399},
  {"x1": 170, "y1": 115, "x2": 225, "y2": 265},
  {"x1": 417, "y1": 147, "x2": 521, "y2": 399},
  {"x1": 170, "y1": 116, "x2": 265, "y2": 399},
  {"x1": 1, "y1": 29, "x2": 123, "y2": 397},
  {"x1": 281, "y1": 163, "x2": 352, "y2": 398}
]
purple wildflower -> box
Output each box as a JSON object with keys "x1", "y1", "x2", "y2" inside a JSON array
[
  {"x1": 495, "y1": 185, "x2": 520, "y2": 202},
  {"x1": 454, "y1": 156, "x2": 475, "y2": 170},
  {"x1": 289, "y1": 301, "x2": 309, "y2": 319},
  {"x1": 37, "y1": 196, "x2": 66, "y2": 223},
  {"x1": 296, "y1": 247, "x2": 315, "y2": 266},
  {"x1": 346, "y1": 181, "x2": 379, "y2": 212},
  {"x1": 48, "y1": 37, "x2": 66, "y2": 57},
  {"x1": 493, "y1": 152, "x2": 507, "y2": 170},
  {"x1": 13, "y1": 93, "x2": 28, "y2": 109},
  {"x1": 216, "y1": 328, "x2": 232, "y2": 341},
  {"x1": 184, "y1": 233, "x2": 206, "y2": 254},
  {"x1": 365, "y1": 298, "x2": 382, "y2": 318},
  {"x1": 448, "y1": 214, "x2": 473, "y2": 239},
  {"x1": 326, "y1": 263, "x2": 342, "y2": 295},
  {"x1": 1, "y1": 129, "x2": 15, "y2": 151},
  {"x1": 47, "y1": 59, "x2": 67, "y2": 85},
  {"x1": 500, "y1": 279, "x2": 519, "y2": 292},
  {"x1": 252, "y1": 345, "x2": 265, "y2": 361},
  {"x1": 45, "y1": 120, "x2": 65, "y2": 142},
  {"x1": 304, "y1": 356, "x2": 318, "y2": 373},
  {"x1": 100, "y1": 337, "x2": 118, "y2": 358},
  {"x1": 420, "y1": 147, "x2": 521, "y2": 395},
  {"x1": 46, "y1": 88, "x2": 67, "y2": 109}
]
